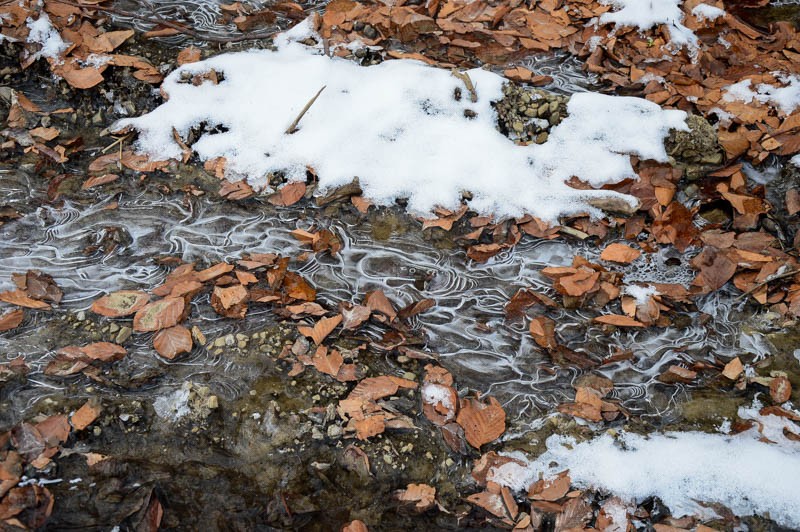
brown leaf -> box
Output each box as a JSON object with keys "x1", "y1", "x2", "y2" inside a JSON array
[
  {"x1": 396, "y1": 483, "x2": 436, "y2": 512},
  {"x1": 196, "y1": 262, "x2": 234, "y2": 282},
  {"x1": 600, "y1": 242, "x2": 641, "y2": 264},
  {"x1": 268, "y1": 181, "x2": 306, "y2": 206},
  {"x1": 91, "y1": 290, "x2": 150, "y2": 317},
  {"x1": 770, "y1": 376, "x2": 792, "y2": 403},
  {"x1": 153, "y1": 325, "x2": 193, "y2": 360},
  {"x1": 22, "y1": 271, "x2": 62, "y2": 303},
  {"x1": 35, "y1": 415, "x2": 71, "y2": 446},
  {"x1": 0, "y1": 309, "x2": 24, "y2": 332},
  {"x1": 82, "y1": 173, "x2": 119, "y2": 190},
  {"x1": 422, "y1": 382, "x2": 458, "y2": 426},
  {"x1": 786, "y1": 189, "x2": 800, "y2": 216},
  {"x1": 529, "y1": 316, "x2": 557, "y2": 348},
  {"x1": 593, "y1": 314, "x2": 645, "y2": 327},
  {"x1": 657, "y1": 365, "x2": 697, "y2": 384},
  {"x1": 722, "y1": 357, "x2": 743, "y2": 380},
  {"x1": 298, "y1": 315, "x2": 342, "y2": 345},
  {"x1": 79, "y1": 342, "x2": 127, "y2": 362},
  {"x1": 0, "y1": 290, "x2": 51, "y2": 310},
  {"x1": 364, "y1": 290, "x2": 396, "y2": 321},
  {"x1": 71, "y1": 399, "x2": 101, "y2": 431},
  {"x1": 133, "y1": 297, "x2": 186, "y2": 332},
  {"x1": 348, "y1": 375, "x2": 417, "y2": 401},
  {"x1": 283, "y1": 272, "x2": 316, "y2": 301},
  {"x1": 529, "y1": 471, "x2": 571, "y2": 501},
  {"x1": 466, "y1": 491, "x2": 508, "y2": 518},
  {"x1": 555, "y1": 497, "x2": 592, "y2": 531},
  {"x1": 456, "y1": 396, "x2": 506, "y2": 449},
  {"x1": 341, "y1": 303, "x2": 371, "y2": 330},
  {"x1": 213, "y1": 284, "x2": 248, "y2": 309},
  {"x1": 342, "y1": 520, "x2": 369, "y2": 532},
  {"x1": 311, "y1": 346, "x2": 343, "y2": 377},
  {"x1": 398, "y1": 298, "x2": 435, "y2": 320},
  {"x1": 176, "y1": 46, "x2": 201, "y2": 65},
  {"x1": 354, "y1": 415, "x2": 386, "y2": 440}
]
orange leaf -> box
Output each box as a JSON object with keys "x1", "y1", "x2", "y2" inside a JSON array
[
  {"x1": 593, "y1": 314, "x2": 645, "y2": 327},
  {"x1": 298, "y1": 315, "x2": 342, "y2": 344},
  {"x1": 268, "y1": 181, "x2": 306, "y2": 206},
  {"x1": 529, "y1": 316, "x2": 557, "y2": 348},
  {"x1": 396, "y1": 483, "x2": 436, "y2": 512},
  {"x1": 0, "y1": 290, "x2": 51, "y2": 310},
  {"x1": 71, "y1": 399, "x2": 101, "y2": 431},
  {"x1": 599, "y1": 243, "x2": 641, "y2": 264},
  {"x1": 456, "y1": 396, "x2": 506, "y2": 449},
  {"x1": 133, "y1": 297, "x2": 185, "y2": 332},
  {"x1": 0, "y1": 308, "x2": 24, "y2": 332},
  {"x1": 153, "y1": 325, "x2": 193, "y2": 360},
  {"x1": 311, "y1": 346, "x2": 343, "y2": 377},
  {"x1": 91, "y1": 290, "x2": 149, "y2": 317},
  {"x1": 722, "y1": 357, "x2": 743, "y2": 380}
]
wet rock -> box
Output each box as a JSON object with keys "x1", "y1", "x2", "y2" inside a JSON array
[
  {"x1": 494, "y1": 83, "x2": 568, "y2": 145},
  {"x1": 665, "y1": 114, "x2": 724, "y2": 179}
]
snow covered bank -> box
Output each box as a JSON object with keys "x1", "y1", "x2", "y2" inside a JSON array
[
  {"x1": 489, "y1": 402, "x2": 800, "y2": 527},
  {"x1": 724, "y1": 75, "x2": 800, "y2": 115},
  {"x1": 116, "y1": 21, "x2": 688, "y2": 222},
  {"x1": 599, "y1": 0, "x2": 698, "y2": 50}
]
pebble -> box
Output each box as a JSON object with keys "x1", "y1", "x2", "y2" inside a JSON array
[
  {"x1": 213, "y1": 337, "x2": 226, "y2": 348},
  {"x1": 109, "y1": 323, "x2": 119, "y2": 333},
  {"x1": 402, "y1": 372, "x2": 416, "y2": 381},
  {"x1": 224, "y1": 334, "x2": 235, "y2": 347},
  {"x1": 76, "y1": 311, "x2": 86, "y2": 321},
  {"x1": 115, "y1": 326, "x2": 132, "y2": 344},
  {"x1": 327, "y1": 425, "x2": 342, "y2": 438},
  {"x1": 311, "y1": 427, "x2": 324, "y2": 440}
]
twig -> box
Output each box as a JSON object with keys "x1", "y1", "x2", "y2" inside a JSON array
[
  {"x1": 735, "y1": 268, "x2": 799, "y2": 301},
  {"x1": 285, "y1": 86, "x2": 326, "y2": 134},
  {"x1": 101, "y1": 133, "x2": 131, "y2": 154},
  {"x1": 49, "y1": 0, "x2": 277, "y2": 43},
  {"x1": 451, "y1": 69, "x2": 477, "y2": 102}
]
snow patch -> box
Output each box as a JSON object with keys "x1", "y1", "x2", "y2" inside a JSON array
[
  {"x1": 599, "y1": 0, "x2": 698, "y2": 50},
  {"x1": 622, "y1": 283, "x2": 657, "y2": 305},
  {"x1": 153, "y1": 383, "x2": 192, "y2": 421},
  {"x1": 116, "y1": 25, "x2": 687, "y2": 222},
  {"x1": 691, "y1": 4, "x2": 726, "y2": 22},
  {"x1": 723, "y1": 74, "x2": 800, "y2": 115},
  {"x1": 489, "y1": 422, "x2": 800, "y2": 528},
  {"x1": 26, "y1": 13, "x2": 68, "y2": 62}
]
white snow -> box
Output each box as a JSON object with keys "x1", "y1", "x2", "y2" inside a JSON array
[
  {"x1": 792, "y1": 154, "x2": 800, "y2": 167},
  {"x1": 422, "y1": 382, "x2": 455, "y2": 418},
  {"x1": 116, "y1": 20, "x2": 688, "y2": 222},
  {"x1": 598, "y1": 0, "x2": 698, "y2": 50},
  {"x1": 691, "y1": 4, "x2": 726, "y2": 22},
  {"x1": 723, "y1": 75, "x2": 800, "y2": 115},
  {"x1": 622, "y1": 283, "x2": 657, "y2": 304},
  {"x1": 489, "y1": 400, "x2": 800, "y2": 528},
  {"x1": 26, "y1": 13, "x2": 68, "y2": 62}
]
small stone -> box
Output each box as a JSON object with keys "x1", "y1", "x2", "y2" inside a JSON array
[
  {"x1": 311, "y1": 427, "x2": 324, "y2": 440},
  {"x1": 192, "y1": 326, "x2": 206, "y2": 346},
  {"x1": 512, "y1": 121, "x2": 524, "y2": 133},
  {"x1": 397, "y1": 355, "x2": 409, "y2": 364},
  {"x1": 213, "y1": 337, "x2": 226, "y2": 348},
  {"x1": 327, "y1": 425, "x2": 342, "y2": 438},
  {"x1": 237, "y1": 340, "x2": 247, "y2": 349},
  {"x1": 109, "y1": 323, "x2": 119, "y2": 333},
  {"x1": 76, "y1": 311, "x2": 86, "y2": 321},
  {"x1": 535, "y1": 132, "x2": 549, "y2": 144},
  {"x1": 224, "y1": 334, "x2": 235, "y2": 347},
  {"x1": 115, "y1": 326, "x2": 132, "y2": 344},
  {"x1": 207, "y1": 395, "x2": 219, "y2": 409},
  {"x1": 524, "y1": 107, "x2": 538, "y2": 117},
  {"x1": 93, "y1": 426, "x2": 102, "y2": 436},
  {"x1": 402, "y1": 372, "x2": 416, "y2": 381},
  {"x1": 236, "y1": 333, "x2": 247, "y2": 342},
  {"x1": 445, "y1": 458, "x2": 454, "y2": 467},
  {"x1": 383, "y1": 454, "x2": 393, "y2": 465}
]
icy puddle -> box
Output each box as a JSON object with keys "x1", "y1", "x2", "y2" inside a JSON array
[{"x1": 0, "y1": 164, "x2": 767, "y2": 426}]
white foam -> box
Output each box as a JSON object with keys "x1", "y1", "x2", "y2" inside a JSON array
[{"x1": 115, "y1": 21, "x2": 687, "y2": 222}]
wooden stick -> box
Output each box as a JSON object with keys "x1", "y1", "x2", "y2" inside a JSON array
[
  {"x1": 285, "y1": 86, "x2": 326, "y2": 134},
  {"x1": 735, "y1": 268, "x2": 799, "y2": 301}
]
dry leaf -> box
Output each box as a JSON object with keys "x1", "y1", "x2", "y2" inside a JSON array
[
  {"x1": 153, "y1": 325, "x2": 193, "y2": 360},
  {"x1": 722, "y1": 357, "x2": 743, "y2": 380},
  {"x1": 770, "y1": 376, "x2": 792, "y2": 403},
  {"x1": 456, "y1": 396, "x2": 506, "y2": 449},
  {"x1": 593, "y1": 314, "x2": 645, "y2": 327},
  {"x1": 71, "y1": 399, "x2": 101, "y2": 430},
  {"x1": 298, "y1": 314, "x2": 342, "y2": 344},
  {"x1": 600, "y1": 242, "x2": 641, "y2": 264},
  {"x1": 0, "y1": 308, "x2": 24, "y2": 332},
  {"x1": 133, "y1": 297, "x2": 186, "y2": 332},
  {"x1": 311, "y1": 345, "x2": 343, "y2": 377},
  {"x1": 396, "y1": 483, "x2": 436, "y2": 512},
  {"x1": 91, "y1": 290, "x2": 150, "y2": 317},
  {"x1": 0, "y1": 290, "x2": 51, "y2": 310}
]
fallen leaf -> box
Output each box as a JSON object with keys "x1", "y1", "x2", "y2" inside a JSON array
[
  {"x1": 770, "y1": 376, "x2": 792, "y2": 403},
  {"x1": 0, "y1": 290, "x2": 51, "y2": 310},
  {"x1": 396, "y1": 483, "x2": 436, "y2": 512},
  {"x1": 71, "y1": 399, "x2": 101, "y2": 431},
  {"x1": 529, "y1": 316, "x2": 557, "y2": 348},
  {"x1": 177, "y1": 46, "x2": 201, "y2": 65},
  {"x1": 722, "y1": 357, "x2": 743, "y2": 380},
  {"x1": 133, "y1": 297, "x2": 186, "y2": 332},
  {"x1": 153, "y1": 325, "x2": 193, "y2": 360},
  {"x1": 0, "y1": 308, "x2": 24, "y2": 332},
  {"x1": 342, "y1": 520, "x2": 369, "y2": 532},
  {"x1": 364, "y1": 290, "x2": 397, "y2": 320},
  {"x1": 311, "y1": 345, "x2": 343, "y2": 377},
  {"x1": 82, "y1": 173, "x2": 119, "y2": 189},
  {"x1": 298, "y1": 315, "x2": 342, "y2": 344},
  {"x1": 341, "y1": 303, "x2": 371, "y2": 330},
  {"x1": 657, "y1": 365, "x2": 697, "y2": 384},
  {"x1": 79, "y1": 342, "x2": 127, "y2": 362},
  {"x1": 593, "y1": 314, "x2": 645, "y2": 327},
  {"x1": 91, "y1": 290, "x2": 150, "y2": 317},
  {"x1": 529, "y1": 471, "x2": 571, "y2": 501},
  {"x1": 600, "y1": 242, "x2": 641, "y2": 264},
  {"x1": 268, "y1": 181, "x2": 306, "y2": 206},
  {"x1": 456, "y1": 396, "x2": 506, "y2": 449}
]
